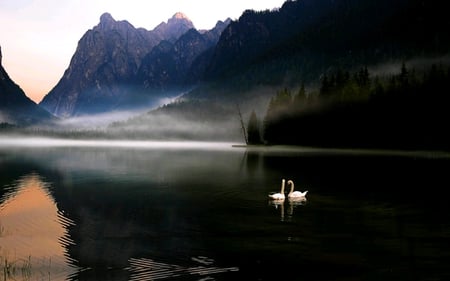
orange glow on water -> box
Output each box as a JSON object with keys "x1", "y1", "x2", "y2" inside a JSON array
[{"x1": 0, "y1": 174, "x2": 76, "y2": 279}]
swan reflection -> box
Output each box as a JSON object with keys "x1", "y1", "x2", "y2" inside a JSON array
[
  {"x1": 288, "y1": 196, "x2": 307, "y2": 206},
  {"x1": 268, "y1": 190, "x2": 307, "y2": 221}
]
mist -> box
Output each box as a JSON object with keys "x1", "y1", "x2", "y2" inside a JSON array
[
  {"x1": 108, "y1": 109, "x2": 244, "y2": 141},
  {"x1": 6, "y1": 97, "x2": 246, "y2": 142},
  {"x1": 368, "y1": 55, "x2": 450, "y2": 77},
  {"x1": 42, "y1": 93, "x2": 187, "y2": 129},
  {"x1": 49, "y1": 110, "x2": 147, "y2": 130},
  {"x1": 0, "y1": 112, "x2": 12, "y2": 124},
  {"x1": 0, "y1": 136, "x2": 237, "y2": 150}
]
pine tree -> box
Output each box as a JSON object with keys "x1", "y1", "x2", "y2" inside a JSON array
[
  {"x1": 320, "y1": 74, "x2": 332, "y2": 96},
  {"x1": 294, "y1": 82, "x2": 306, "y2": 106},
  {"x1": 399, "y1": 62, "x2": 409, "y2": 87}
]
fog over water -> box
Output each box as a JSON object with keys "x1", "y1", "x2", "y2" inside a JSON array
[
  {"x1": 1, "y1": 136, "x2": 449, "y2": 160},
  {"x1": 0, "y1": 137, "x2": 239, "y2": 151}
]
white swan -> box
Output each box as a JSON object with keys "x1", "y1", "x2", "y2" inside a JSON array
[
  {"x1": 287, "y1": 180, "x2": 308, "y2": 199},
  {"x1": 268, "y1": 179, "x2": 286, "y2": 200}
]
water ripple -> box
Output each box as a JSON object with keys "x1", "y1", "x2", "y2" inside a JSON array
[{"x1": 126, "y1": 257, "x2": 238, "y2": 281}]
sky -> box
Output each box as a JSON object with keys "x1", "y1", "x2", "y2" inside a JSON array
[{"x1": 0, "y1": 0, "x2": 287, "y2": 103}]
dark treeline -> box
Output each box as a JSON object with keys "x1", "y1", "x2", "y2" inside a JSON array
[{"x1": 250, "y1": 63, "x2": 450, "y2": 150}]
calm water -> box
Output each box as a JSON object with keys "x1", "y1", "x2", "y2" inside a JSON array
[{"x1": 1, "y1": 138, "x2": 450, "y2": 281}]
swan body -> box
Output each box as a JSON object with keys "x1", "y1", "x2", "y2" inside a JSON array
[
  {"x1": 287, "y1": 180, "x2": 308, "y2": 199},
  {"x1": 269, "y1": 179, "x2": 286, "y2": 200}
]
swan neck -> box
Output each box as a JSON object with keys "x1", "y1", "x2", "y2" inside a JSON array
[
  {"x1": 281, "y1": 179, "x2": 285, "y2": 194},
  {"x1": 288, "y1": 180, "x2": 294, "y2": 194}
]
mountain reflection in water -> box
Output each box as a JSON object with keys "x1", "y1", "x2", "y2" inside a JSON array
[{"x1": 0, "y1": 173, "x2": 78, "y2": 280}]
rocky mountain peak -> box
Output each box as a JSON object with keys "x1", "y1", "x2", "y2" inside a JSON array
[
  {"x1": 99, "y1": 12, "x2": 116, "y2": 29},
  {"x1": 171, "y1": 12, "x2": 190, "y2": 21},
  {"x1": 154, "y1": 12, "x2": 194, "y2": 42},
  {"x1": 100, "y1": 12, "x2": 114, "y2": 22},
  {"x1": 215, "y1": 18, "x2": 232, "y2": 29}
]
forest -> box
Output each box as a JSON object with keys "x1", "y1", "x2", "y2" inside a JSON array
[{"x1": 248, "y1": 63, "x2": 450, "y2": 150}]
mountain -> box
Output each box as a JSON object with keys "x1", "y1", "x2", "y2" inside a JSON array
[
  {"x1": 0, "y1": 46, "x2": 55, "y2": 126},
  {"x1": 39, "y1": 12, "x2": 197, "y2": 117}
]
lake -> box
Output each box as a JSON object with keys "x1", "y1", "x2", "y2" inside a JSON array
[{"x1": 1, "y1": 138, "x2": 450, "y2": 281}]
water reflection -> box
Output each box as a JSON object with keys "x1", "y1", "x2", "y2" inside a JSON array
[
  {"x1": 0, "y1": 173, "x2": 79, "y2": 280},
  {"x1": 1, "y1": 141, "x2": 450, "y2": 280},
  {"x1": 268, "y1": 198, "x2": 307, "y2": 222},
  {"x1": 126, "y1": 257, "x2": 238, "y2": 281}
]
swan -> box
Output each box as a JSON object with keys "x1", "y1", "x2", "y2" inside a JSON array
[
  {"x1": 268, "y1": 179, "x2": 286, "y2": 200},
  {"x1": 287, "y1": 180, "x2": 308, "y2": 199}
]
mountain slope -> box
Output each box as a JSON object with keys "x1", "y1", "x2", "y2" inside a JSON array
[{"x1": 0, "y1": 46, "x2": 55, "y2": 125}]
